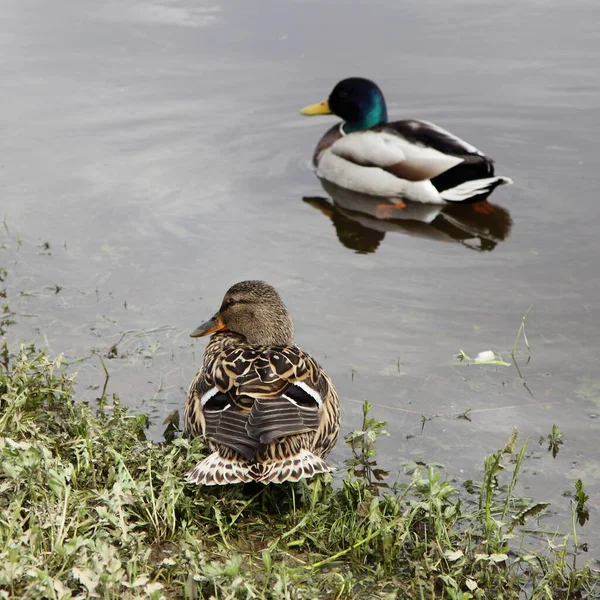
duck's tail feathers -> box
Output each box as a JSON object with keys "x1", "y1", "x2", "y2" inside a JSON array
[
  {"x1": 440, "y1": 176, "x2": 513, "y2": 203},
  {"x1": 186, "y1": 452, "x2": 254, "y2": 486},
  {"x1": 251, "y1": 449, "x2": 334, "y2": 485},
  {"x1": 187, "y1": 450, "x2": 334, "y2": 486}
]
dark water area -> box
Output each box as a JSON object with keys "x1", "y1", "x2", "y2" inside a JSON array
[{"x1": 1, "y1": 0, "x2": 599, "y2": 556}]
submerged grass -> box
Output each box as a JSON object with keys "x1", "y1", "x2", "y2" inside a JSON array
[{"x1": 0, "y1": 347, "x2": 598, "y2": 599}]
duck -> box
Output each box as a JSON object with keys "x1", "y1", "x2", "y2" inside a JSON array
[
  {"x1": 301, "y1": 78, "x2": 512, "y2": 204},
  {"x1": 184, "y1": 280, "x2": 340, "y2": 485}
]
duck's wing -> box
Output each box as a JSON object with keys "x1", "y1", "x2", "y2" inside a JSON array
[
  {"x1": 388, "y1": 120, "x2": 485, "y2": 157},
  {"x1": 329, "y1": 120, "x2": 484, "y2": 182},
  {"x1": 186, "y1": 345, "x2": 336, "y2": 460}
]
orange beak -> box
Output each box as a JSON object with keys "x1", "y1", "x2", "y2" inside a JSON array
[{"x1": 190, "y1": 313, "x2": 229, "y2": 338}]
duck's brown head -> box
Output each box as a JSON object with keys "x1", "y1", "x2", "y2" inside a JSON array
[{"x1": 190, "y1": 280, "x2": 294, "y2": 346}]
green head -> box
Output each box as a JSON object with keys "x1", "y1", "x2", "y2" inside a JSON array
[{"x1": 301, "y1": 78, "x2": 388, "y2": 134}]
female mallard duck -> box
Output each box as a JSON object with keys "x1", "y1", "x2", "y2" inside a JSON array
[
  {"x1": 184, "y1": 280, "x2": 340, "y2": 485},
  {"x1": 301, "y1": 78, "x2": 512, "y2": 204}
]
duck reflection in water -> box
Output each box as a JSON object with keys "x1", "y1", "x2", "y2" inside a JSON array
[{"x1": 304, "y1": 180, "x2": 512, "y2": 254}]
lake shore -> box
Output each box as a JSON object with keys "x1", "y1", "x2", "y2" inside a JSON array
[{"x1": 1, "y1": 345, "x2": 596, "y2": 599}]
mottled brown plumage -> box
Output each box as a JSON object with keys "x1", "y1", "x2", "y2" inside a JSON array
[{"x1": 184, "y1": 281, "x2": 340, "y2": 485}]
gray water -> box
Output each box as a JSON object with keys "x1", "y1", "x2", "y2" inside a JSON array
[{"x1": 1, "y1": 0, "x2": 599, "y2": 556}]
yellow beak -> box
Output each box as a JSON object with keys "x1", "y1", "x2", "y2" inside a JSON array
[{"x1": 300, "y1": 99, "x2": 332, "y2": 116}]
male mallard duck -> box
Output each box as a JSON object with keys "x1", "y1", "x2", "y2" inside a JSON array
[
  {"x1": 301, "y1": 78, "x2": 512, "y2": 204},
  {"x1": 184, "y1": 280, "x2": 340, "y2": 485}
]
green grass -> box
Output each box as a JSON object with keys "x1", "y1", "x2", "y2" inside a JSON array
[{"x1": 0, "y1": 346, "x2": 597, "y2": 599}]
